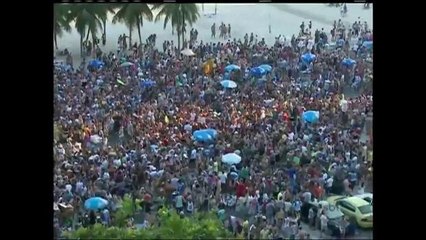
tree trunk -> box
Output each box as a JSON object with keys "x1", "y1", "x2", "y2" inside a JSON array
[
  {"x1": 137, "y1": 17, "x2": 142, "y2": 45},
  {"x1": 54, "y1": 32, "x2": 58, "y2": 50},
  {"x1": 85, "y1": 27, "x2": 91, "y2": 43},
  {"x1": 129, "y1": 26, "x2": 133, "y2": 50},
  {"x1": 182, "y1": 13, "x2": 185, "y2": 50},
  {"x1": 80, "y1": 34, "x2": 84, "y2": 57},
  {"x1": 103, "y1": 18, "x2": 107, "y2": 44},
  {"x1": 91, "y1": 29, "x2": 97, "y2": 58},
  {"x1": 177, "y1": 30, "x2": 181, "y2": 52}
]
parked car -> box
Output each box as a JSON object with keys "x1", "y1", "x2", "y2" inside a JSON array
[
  {"x1": 327, "y1": 196, "x2": 373, "y2": 228},
  {"x1": 354, "y1": 193, "x2": 373, "y2": 205},
  {"x1": 300, "y1": 200, "x2": 347, "y2": 235}
]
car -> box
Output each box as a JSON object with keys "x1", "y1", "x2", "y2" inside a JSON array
[
  {"x1": 327, "y1": 196, "x2": 373, "y2": 228},
  {"x1": 354, "y1": 193, "x2": 373, "y2": 205},
  {"x1": 300, "y1": 200, "x2": 347, "y2": 235}
]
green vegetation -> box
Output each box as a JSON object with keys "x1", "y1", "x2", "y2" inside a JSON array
[{"x1": 61, "y1": 195, "x2": 231, "y2": 239}]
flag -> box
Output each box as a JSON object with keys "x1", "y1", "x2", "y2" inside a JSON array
[{"x1": 117, "y1": 79, "x2": 126, "y2": 86}]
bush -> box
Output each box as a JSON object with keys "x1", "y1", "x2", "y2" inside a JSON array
[{"x1": 65, "y1": 209, "x2": 232, "y2": 239}]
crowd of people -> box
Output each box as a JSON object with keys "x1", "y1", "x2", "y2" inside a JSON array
[{"x1": 54, "y1": 16, "x2": 373, "y2": 239}]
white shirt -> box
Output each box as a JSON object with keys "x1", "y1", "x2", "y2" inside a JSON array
[
  {"x1": 326, "y1": 178, "x2": 334, "y2": 188},
  {"x1": 303, "y1": 191, "x2": 311, "y2": 203},
  {"x1": 219, "y1": 173, "x2": 227, "y2": 184},
  {"x1": 288, "y1": 132, "x2": 295, "y2": 141},
  {"x1": 307, "y1": 39, "x2": 315, "y2": 50},
  {"x1": 191, "y1": 149, "x2": 197, "y2": 159},
  {"x1": 103, "y1": 172, "x2": 110, "y2": 180}
]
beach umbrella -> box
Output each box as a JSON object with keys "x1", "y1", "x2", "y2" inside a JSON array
[
  {"x1": 120, "y1": 62, "x2": 134, "y2": 67},
  {"x1": 362, "y1": 41, "x2": 373, "y2": 49},
  {"x1": 192, "y1": 129, "x2": 218, "y2": 142},
  {"x1": 88, "y1": 60, "x2": 104, "y2": 69},
  {"x1": 301, "y1": 53, "x2": 316, "y2": 63},
  {"x1": 250, "y1": 67, "x2": 267, "y2": 77},
  {"x1": 222, "y1": 153, "x2": 242, "y2": 165},
  {"x1": 84, "y1": 197, "x2": 108, "y2": 210},
  {"x1": 181, "y1": 48, "x2": 195, "y2": 56},
  {"x1": 202, "y1": 129, "x2": 218, "y2": 138},
  {"x1": 140, "y1": 80, "x2": 156, "y2": 88},
  {"x1": 258, "y1": 64, "x2": 272, "y2": 73},
  {"x1": 302, "y1": 111, "x2": 320, "y2": 123},
  {"x1": 342, "y1": 58, "x2": 357, "y2": 67},
  {"x1": 90, "y1": 135, "x2": 102, "y2": 144},
  {"x1": 225, "y1": 64, "x2": 241, "y2": 72},
  {"x1": 220, "y1": 80, "x2": 237, "y2": 89},
  {"x1": 193, "y1": 131, "x2": 213, "y2": 142}
]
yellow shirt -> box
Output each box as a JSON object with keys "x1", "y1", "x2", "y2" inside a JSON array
[{"x1": 367, "y1": 150, "x2": 373, "y2": 162}]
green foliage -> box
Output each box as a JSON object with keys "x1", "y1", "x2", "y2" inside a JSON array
[
  {"x1": 152, "y1": 4, "x2": 200, "y2": 49},
  {"x1": 113, "y1": 194, "x2": 141, "y2": 227},
  {"x1": 66, "y1": 208, "x2": 232, "y2": 239}
]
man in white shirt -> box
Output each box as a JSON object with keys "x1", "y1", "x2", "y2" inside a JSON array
[
  {"x1": 326, "y1": 177, "x2": 334, "y2": 194},
  {"x1": 219, "y1": 171, "x2": 227, "y2": 190},
  {"x1": 302, "y1": 191, "x2": 311, "y2": 203}
]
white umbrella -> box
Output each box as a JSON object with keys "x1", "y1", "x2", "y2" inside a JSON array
[
  {"x1": 120, "y1": 62, "x2": 134, "y2": 67},
  {"x1": 222, "y1": 153, "x2": 242, "y2": 165},
  {"x1": 181, "y1": 48, "x2": 195, "y2": 56},
  {"x1": 90, "y1": 135, "x2": 102, "y2": 144}
]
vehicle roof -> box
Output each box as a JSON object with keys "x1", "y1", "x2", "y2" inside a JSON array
[
  {"x1": 355, "y1": 193, "x2": 373, "y2": 199},
  {"x1": 344, "y1": 197, "x2": 370, "y2": 207},
  {"x1": 327, "y1": 195, "x2": 346, "y2": 203}
]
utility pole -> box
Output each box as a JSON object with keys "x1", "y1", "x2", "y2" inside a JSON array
[{"x1": 214, "y1": 4, "x2": 217, "y2": 15}]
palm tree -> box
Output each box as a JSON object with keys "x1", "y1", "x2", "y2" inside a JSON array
[
  {"x1": 152, "y1": 4, "x2": 200, "y2": 51},
  {"x1": 67, "y1": 4, "x2": 105, "y2": 57},
  {"x1": 113, "y1": 4, "x2": 153, "y2": 48},
  {"x1": 96, "y1": 4, "x2": 117, "y2": 45},
  {"x1": 53, "y1": 4, "x2": 72, "y2": 50}
]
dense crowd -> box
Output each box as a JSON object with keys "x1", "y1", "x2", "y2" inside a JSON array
[{"x1": 54, "y1": 17, "x2": 373, "y2": 239}]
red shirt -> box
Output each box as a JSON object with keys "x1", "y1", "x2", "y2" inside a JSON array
[{"x1": 236, "y1": 182, "x2": 246, "y2": 198}]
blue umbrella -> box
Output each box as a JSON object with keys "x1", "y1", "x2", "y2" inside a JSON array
[
  {"x1": 342, "y1": 58, "x2": 357, "y2": 67},
  {"x1": 258, "y1": 64, "x2": 272, "y2": 73},
  {"x1": 362, "y1": 41, "x2": 373, "y2": 49},
  {"x1": 193, "y1": 131, "x2": 213, "y2": 142},
  {"x1": 88, "y1": 60, "x2": 104, "y2": 69},
  {"x1": 220, "y1": 80, "x2": 237, "y2": 89},
  {"x1": 222, "y1": 153, "x2": 242, "y2": 165},
  {"x1": 84, "y1": 197, "x2": 108, "y2": 210},
  {"x1": 140, "y1": 80, "x2": 156, "y2": 88},
  {"x1": 301, "y1": 53, "x2": 316, "y2": 63},
  {"x1": 202, "y1": 129, "x2": 218, "y2": 138},
  {"x1": 225, "y1": 64, "x2": 241, "y2": 72},
  {"x1": 302, "y1": 111, "x2": 320, "y2": 123},
  {"x1": 250, "y1": 67, "x2": 267, "y2": 77},
  {"x1": 193, "y1": 129, "x2": 218, "y2": 142}
]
